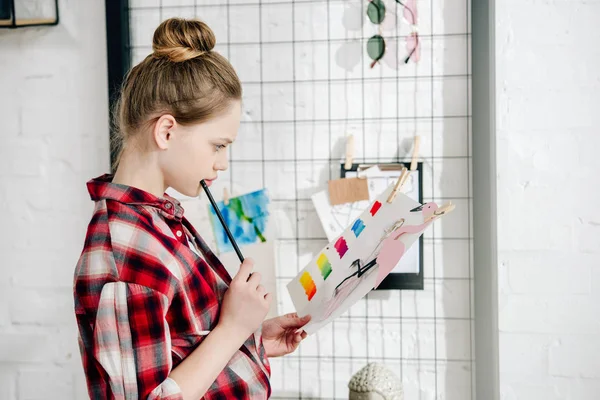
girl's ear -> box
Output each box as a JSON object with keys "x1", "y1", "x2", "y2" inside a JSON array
[{"x1": 153, "y1": 114, "x2": 177, "y2": 150}]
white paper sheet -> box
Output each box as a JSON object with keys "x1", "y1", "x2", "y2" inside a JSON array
[{"x1": 290, "y1": 184, "x2": 444, "y2": 334}]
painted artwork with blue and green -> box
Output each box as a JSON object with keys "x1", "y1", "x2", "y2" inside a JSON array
[{"x1": 208, "y1": 189, "x2": 270, "y2": 253}]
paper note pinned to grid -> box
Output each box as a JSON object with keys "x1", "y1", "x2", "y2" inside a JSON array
[{"x1": 328, "y1": 177, "x2": 370, "y2": 205}]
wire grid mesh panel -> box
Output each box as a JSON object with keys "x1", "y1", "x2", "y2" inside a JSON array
[{"x1": 128, "y1": 0, "x2": 473, "y2": 398}]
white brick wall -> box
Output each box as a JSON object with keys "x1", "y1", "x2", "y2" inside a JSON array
[
  {"x1": 496, "y1": 1, "x2": 600, "y2": 399},
  {"x1": 0, "y1": 0, "x2": 109, "y2": 399},
  {"x1": 4, "y1": 0, "x2": 597, "y2": 398},
  {"x1": 1, "y1": 0, "x2": 474, "y2": 398}
]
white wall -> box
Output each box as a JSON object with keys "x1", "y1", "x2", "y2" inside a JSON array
[
  {"x1": 0, "y1": 0, "x2": 473, "y2": 397},
  {"x1": 8, "y1": 0, "x2": 599, "y2": 399},
  {"x1": 496, "y1": 1, "x2": 600, "y2": 399},
  {"x1": 0, "y1": 0, "x2": 109, "y2": 398},
  {"x1": 0, "y1": 0, "x2": 474, "y2": 398}
]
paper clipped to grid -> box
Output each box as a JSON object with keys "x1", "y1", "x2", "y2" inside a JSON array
[{"x1": 287, "y1": 182, "x2": 451, "y2": 334}]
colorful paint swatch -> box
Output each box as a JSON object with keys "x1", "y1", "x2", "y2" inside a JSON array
[
  {"x1": 334, "y1": 237, "x2": 348, "y2": 258},
  {"x1": 299, "y1": 271, "x2": 317, "y2": 301},
  {"x1": 208, "y1": 189, "x2": 270, "y2": 254},
  {"x1": 370, "y1": 201, "x2": 382, "y2": 216},
  {"x1": 316, "y1": 254, "x2": 332, "y2": 280},
  {"x1": 351, "y1": 219, "x2": 366, "y2": 237}
]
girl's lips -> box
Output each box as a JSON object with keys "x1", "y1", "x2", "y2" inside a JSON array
[{"x1": 204, "y1": 178, "x2": 217, "y2": 187}]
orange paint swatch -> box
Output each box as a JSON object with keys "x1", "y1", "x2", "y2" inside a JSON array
[{"x1": 299, "y1": 271, "x2": 317, "y2": 301}]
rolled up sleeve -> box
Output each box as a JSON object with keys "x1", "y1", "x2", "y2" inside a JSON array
[{"x1": 93, "y1": 282, "x2": 183, "y2": 400}]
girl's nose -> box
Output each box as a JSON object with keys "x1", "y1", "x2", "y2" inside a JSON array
[{"x1": 215, "y1": 157, "x2": 229, "y2": 171}]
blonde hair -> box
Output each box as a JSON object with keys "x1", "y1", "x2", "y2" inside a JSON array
[{"x1": 111, "y1": 18, "x2": 242, "y2": 170}]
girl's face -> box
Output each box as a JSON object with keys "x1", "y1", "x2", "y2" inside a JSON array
[{"x1": 157, "y1": 100, "x2": 241, "y2": 197}]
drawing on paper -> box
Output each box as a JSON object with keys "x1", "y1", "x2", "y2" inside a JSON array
[
  {"x1": 289, "y1": 183, "x2": 451, "y2": 334},
  {"x1": 208, "y1": 189, "x2": 270, "y2": 254},
  {"x1": 374, "y1": 203, "x2": 437, "y2": 287},
  {"x1": 185, "y1": 187, "x2": 278, "y2": 318},
  {"x1": 311, "y1": 165, "x2": 422, "y2": 280},
  {"x1": 323, "y1": 202, "x2": 440, "y2": 319},
  {"x1": 321, "y1": 217, "x2": 405, "y2": 320}
]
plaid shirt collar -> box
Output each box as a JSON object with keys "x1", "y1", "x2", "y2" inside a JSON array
[{"x1": 87, "y1": 174, "x2": 185, "y2": 221}]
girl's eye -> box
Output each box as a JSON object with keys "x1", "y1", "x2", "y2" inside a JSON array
[{"x1": 215, "y1": 144, "x2": 226, "y2": 152}]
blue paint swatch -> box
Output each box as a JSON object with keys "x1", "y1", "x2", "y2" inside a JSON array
[{"x1": 351, "y1": 219, "x2": 365, "y2": 237}]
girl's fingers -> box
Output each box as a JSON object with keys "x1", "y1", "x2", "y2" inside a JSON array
[{"x1": 247, "y1": 271, "x2": 262, "y2": 287}]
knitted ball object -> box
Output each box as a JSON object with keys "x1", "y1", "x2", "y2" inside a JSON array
[{"x1": 348, "y1": 363, "x2": 403, "y2": 400}]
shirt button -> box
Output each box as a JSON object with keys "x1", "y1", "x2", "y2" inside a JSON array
[
  {"x1": 176, "y1": 230, "x2": 182, "y2": 237},
  {"x1": 165, "y1": 203, "x2": 172, "y2": 209}
]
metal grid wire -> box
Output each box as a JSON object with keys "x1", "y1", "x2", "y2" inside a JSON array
[{"x1": 128, "y1": 0, "x2": 473, "y2": 398}]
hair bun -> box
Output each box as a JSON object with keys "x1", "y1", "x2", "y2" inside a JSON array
[{"x1": 152, "y1": 18, "x2": 216, "y2": 63}]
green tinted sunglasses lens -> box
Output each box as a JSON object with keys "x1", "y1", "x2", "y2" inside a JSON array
[
  {"x1": 367, "y1": 0, "x2": 386, "y2": 24},
  {"x1": 367, "y1": 35, "x2": 385, "y2": 61}
]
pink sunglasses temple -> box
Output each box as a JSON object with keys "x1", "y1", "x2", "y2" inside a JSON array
[{"x1": 405, "y1": 33, "x2": 420, "y2": 63}]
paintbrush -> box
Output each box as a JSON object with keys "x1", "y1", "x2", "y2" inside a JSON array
[{"x1": 200, "y1": 180, "x2": 245, "y2": 263}]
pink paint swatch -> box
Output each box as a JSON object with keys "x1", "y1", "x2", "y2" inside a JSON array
[{"x1": 334, "y1": 237, "x2": 348, "y2": 258}]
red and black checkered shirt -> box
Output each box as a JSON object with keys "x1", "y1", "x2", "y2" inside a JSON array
[{"x1": 73, "y1": 174, "x2": 271, "y2": 399}]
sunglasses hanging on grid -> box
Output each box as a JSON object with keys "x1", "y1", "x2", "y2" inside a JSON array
[{"x1": 366, "y1": 0, "x2": 420, "y2": 68}]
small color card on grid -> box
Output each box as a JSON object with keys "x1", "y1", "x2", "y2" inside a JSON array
[
  {"x1": 299, "y1": 271, "x2": 317, "y2": 301},
  {"x1": 316, "y1": 253, "x2": 332, "y2": 280}
]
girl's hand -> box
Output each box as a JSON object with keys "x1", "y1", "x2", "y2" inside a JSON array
[
  {"x1": 261, "y1": 313, "x2": 311, "y2": 358},
  {"x1": 219, "y1": 259, "x2": 272, "y2": 339}
]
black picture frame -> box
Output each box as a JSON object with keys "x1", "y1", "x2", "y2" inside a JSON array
[
  {"x1": 0, "y1": 0, "x2": 59, "y2": 28},
  {"x1": 341, "y1": 162, "x2": 424, "y2": 290}
]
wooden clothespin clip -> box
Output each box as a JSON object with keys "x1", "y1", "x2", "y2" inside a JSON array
[
  {"x1": 223, "y1": 187, "x2": 230, "y2": 206},
  {"x1": 424, "y1": 202, "x2": 455, "y2": 223},
  {"x1": 344, "y1": 134, "x2": 354, "y2": 170},
  {"x1": 386, "y1": 166, "x2": 409, "y2": 203},
  {"x1": 410, "y1": 135, "x2": 421, "y2": 171}
]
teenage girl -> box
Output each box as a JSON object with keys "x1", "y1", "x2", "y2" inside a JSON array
[{"x1": 74, "y1": 18, "x2": 310, "y2": 400}]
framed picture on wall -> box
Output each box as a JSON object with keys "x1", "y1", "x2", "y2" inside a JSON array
[
  {"x1": 341, "y1": 162, "x2": 424, "y2": 290},
  {"x1": 0, "y1": 0, "x2": 59, "y2": 28}
]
